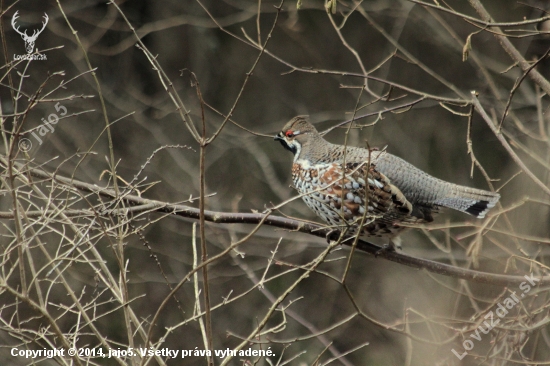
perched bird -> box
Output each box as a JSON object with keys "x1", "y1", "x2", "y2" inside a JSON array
[{"x1": 274, "y1": 116, "x2": 500, "y2": 246}]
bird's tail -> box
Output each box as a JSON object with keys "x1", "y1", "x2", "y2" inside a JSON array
[{"x1": 434, "y1": 184, "x2": 500, "y2": 219}]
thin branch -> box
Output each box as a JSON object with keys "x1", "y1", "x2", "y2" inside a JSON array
[
  {"x1": 468, "y1": 0, "x2": 550, "y2": 95},
  {"x1": 409, "y1": 0, "x2": 550, "y2": 28},
  {"x1": 470, "y1": 91, "x2": 550, "y2": 197}
]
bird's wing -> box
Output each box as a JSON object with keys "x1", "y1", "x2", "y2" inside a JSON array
[{"x1": 315, "y1": 161, "x2": 413, "y2": 222}]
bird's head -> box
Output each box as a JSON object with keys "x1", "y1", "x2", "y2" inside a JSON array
[{"x1": 274, "y1": 116, "x2": 319, "y2": 156}]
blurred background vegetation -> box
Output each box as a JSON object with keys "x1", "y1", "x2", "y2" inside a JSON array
[{"x1": 1, "y1": 0, "x2": 550, "y2": 365}]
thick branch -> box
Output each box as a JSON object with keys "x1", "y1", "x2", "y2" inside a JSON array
[{"x1": 4, "y1": 161, "x2": 549, "y2": 287}]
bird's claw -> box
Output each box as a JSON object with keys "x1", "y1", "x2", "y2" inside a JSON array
[{"x1": 375, "y1": 243, "x2": 396, "y2": 257}]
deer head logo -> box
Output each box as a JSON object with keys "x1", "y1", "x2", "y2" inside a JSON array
[{"x1": 12, "y1": 11, "x2": 49, "y2": 54}]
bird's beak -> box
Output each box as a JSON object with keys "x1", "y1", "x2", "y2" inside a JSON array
[{"x1": 274, "y1": 131, "x2": 296, "y2": 154}]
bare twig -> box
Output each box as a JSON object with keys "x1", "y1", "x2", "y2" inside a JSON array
[{"x1": 470, "y1": 91, "x2": 550, "y2": 197}]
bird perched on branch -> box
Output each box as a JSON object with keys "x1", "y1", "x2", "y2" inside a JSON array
[{"x1": 274, "y1": 116, "x2": 500, "y2": 248}]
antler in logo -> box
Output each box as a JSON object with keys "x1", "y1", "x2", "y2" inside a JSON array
[{"x1": 12, "y1": 11, "x2": 49, "y2": 54}]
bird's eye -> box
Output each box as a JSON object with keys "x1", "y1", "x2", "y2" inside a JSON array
[{"x1": 285, "y1": 130, "x2": 294, "y2": 138}]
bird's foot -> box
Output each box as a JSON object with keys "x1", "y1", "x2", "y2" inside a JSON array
[
  {"x1": 375, "y1": 238, "x2": 402, "y2": 257},
  {"x1": 391, "y1": 236, "x2": 402, "y2": 251},
  {"x1": 375, "y1": 243, "x2": 395, "y2": 257}
]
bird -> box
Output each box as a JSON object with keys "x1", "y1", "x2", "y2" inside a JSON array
[{"x1": 274, "y1": 116, "x2": 500, "y2": 248}]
